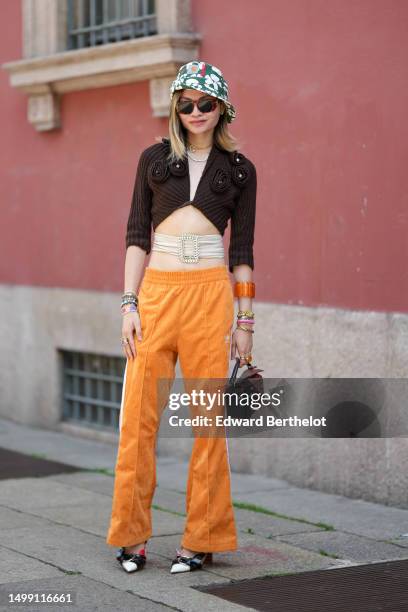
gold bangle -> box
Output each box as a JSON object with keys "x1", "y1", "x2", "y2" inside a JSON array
[{"x1": 236, "y1": 325, "x2": 254, "y2": 333}]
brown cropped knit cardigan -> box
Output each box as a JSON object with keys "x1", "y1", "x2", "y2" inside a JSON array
[{"x1": 126, "y1": 137, "x2": 257, "y2": 272}]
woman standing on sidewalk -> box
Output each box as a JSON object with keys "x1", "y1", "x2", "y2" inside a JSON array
[{"x1": 106, "y1": 61, "x2": 257, "y2": 574}]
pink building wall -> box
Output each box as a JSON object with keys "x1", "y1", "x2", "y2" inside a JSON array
[{"x1": 1, "y1": 0, "x2": 407, "y2": 312}]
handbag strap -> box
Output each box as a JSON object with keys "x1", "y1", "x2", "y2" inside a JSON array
[{"x1": 228, "y1": 357, "x2": 241, "y2": 385}]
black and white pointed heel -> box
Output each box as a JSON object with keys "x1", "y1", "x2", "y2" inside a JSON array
[
  {"x1": 170, "y1": 549, "x2": 213, "y2": 574},
  {"x1": 116, "y1": 541, "x2": 147, "y2": 573}
]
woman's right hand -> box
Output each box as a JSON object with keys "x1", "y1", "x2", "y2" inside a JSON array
[{"x1": 121, "y1": 310, "x2": 142, "y2": 360}]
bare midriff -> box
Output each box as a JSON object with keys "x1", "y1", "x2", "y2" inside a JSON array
[{"x1": 147, "y1": 204, "x2": 226, "y2": 271}]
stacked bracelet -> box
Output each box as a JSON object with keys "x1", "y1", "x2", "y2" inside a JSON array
[
  {"x1": 236, "y1": 309, "x2": 255, "y2": 333},
  {"x1": 121, "y1": 290, "x2": 139, "y2": 315}
]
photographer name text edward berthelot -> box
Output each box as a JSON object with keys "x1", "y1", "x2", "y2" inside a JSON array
[{"x1": 168, "y1": 415, "x2": 327, "y2": 427}]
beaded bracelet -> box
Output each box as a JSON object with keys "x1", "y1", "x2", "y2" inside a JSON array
[
  {"x1": 121, "y1": 294, "x2": 138, "y2": 307},
  {"x1": 121, "y1": 294, "x2": 138, "y2": 302},
  {"x1": 237, "y1": 310, "x2": 255, "y2": 317},
  {"x1": 121, "y1": 304, "x2": 138, "y2": 315}
]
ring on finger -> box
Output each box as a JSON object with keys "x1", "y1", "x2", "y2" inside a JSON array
[{"x1": 240, "y1": 353, "x2": 252, "y2": 364}]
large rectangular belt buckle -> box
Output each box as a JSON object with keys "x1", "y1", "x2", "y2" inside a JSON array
[{"x1": 177, "y1": 233, "x2": 199, "y2": 263}]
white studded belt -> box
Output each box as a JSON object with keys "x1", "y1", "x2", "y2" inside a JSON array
[{"x1": 151, "y1": 232, "x2": 225, "y2": 264}]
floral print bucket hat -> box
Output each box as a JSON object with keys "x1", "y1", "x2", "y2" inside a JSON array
[{"x1": 169, "y1": 61, "x2": 236, "y2": 123}]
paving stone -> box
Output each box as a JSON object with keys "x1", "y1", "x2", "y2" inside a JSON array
[
  {"x1": 0, "y1": 546, "x2": 60, "y2": 585},
  {"x1": 156, "y1": 460, "x2": 291, "y2": 496},
  {"x1": 234, "y1": 506, "x2": 325, "y2": 538},
  {"x1": 0, "y1": 574, "x2": 172, "y2": 611},
  {"x1": 153, "y1": 487, "x2": 187, "y2": 515},
  {"x1": 149, "y1": 532, "x2": 339, "y2": 582},
  {"x1": 0, "y1": 477, "x2": 106, "y2": 511},
  {"x1": 0, "y1": 419, "x2": 117, "y2": 470},
  {"x1": 43, "y1": 472, "x2": 114, "y2": 497},
  {"x1": 235, "y1": 487, "x2": 408, "y2": 539},
  {"x1": 0, "y1": 484, "x2": 184, "y2": 541},
  {"x1": 45, "y1": 464, "x2": 292, "y2": 511},
  {"x1": 228, "y1": 471, "x2": 292, "y2": 494},
  {"x1": 11, "y1": 503, "x2": 183, "y2": 539},
  {"x1": 0, "y1": 507, "x2": 52, "y2": 531},
  {"x1": 150, "y1": 486, "x2": 325, "y2": 540},
  {"x1": 45, "y1": 471, "x2": 188, "y2": 511},
  {"x1": 276, "y1": 530, "x2": 408, "y2": 562},
  {"x1": 156, "y1": 461, "x2": 189, "y2": 493}
]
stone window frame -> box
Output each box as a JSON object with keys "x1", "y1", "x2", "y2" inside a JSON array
[{"x1": 2, "y1": 0, "x2": 201, "y2": 131}]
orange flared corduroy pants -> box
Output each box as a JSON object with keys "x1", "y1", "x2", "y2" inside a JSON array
[{"x1": 106, "y1": 264, "x2": 238, "y2": 552}]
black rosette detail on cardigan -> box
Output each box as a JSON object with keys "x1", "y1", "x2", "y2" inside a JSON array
[
  {"x1": 148, "y1": 159, "x2": 170, "y2": 184},
  {"x1": 168, "y1": 158, "x2": 188, "y2": 177},
  {"x1": 229, "y1": 150, "x2": 250, "y2": 188},
  {"x1": 210, "y1": 167, "x2": 231, "y2": 193},
  {"x1": 231, "y1": 163, "x2": 250, "y2": 188},
  {"x1": 229, "y1": 151, "x2": 247, "y2": 166}
]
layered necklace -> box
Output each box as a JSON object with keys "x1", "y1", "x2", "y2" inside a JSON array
[{"x1": 186, "y1": 141, "x2": 212, "y2": 162}]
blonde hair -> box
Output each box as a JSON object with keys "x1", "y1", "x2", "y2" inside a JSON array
[{"x1": 155, "y1": 90, "x2": 241, "y2": 163}]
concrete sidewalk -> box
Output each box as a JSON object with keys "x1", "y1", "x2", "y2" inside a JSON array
[{"x1": 0, "y1": 418, "x2": 408, "y2": 611}]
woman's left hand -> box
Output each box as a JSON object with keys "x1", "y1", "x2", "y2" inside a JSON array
[{"x1": 230, "y1": 327, "x2": 253, "y2": 367}]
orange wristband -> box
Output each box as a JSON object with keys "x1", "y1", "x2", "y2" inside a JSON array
[{"x1": 234, "y1": 281, "x2": 255, "y2": 298}]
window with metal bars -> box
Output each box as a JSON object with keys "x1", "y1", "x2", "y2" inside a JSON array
[
  {"x1": 67, "y1": 0, "x2": 157, "y2": 50},
  {"x1": 61, "y1": 350, "x2": 126, "y2": 431}
]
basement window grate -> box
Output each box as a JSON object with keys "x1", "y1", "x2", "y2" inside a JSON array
[{"x1": 61, "y1": 350, "x2": 126, "y2": 431}]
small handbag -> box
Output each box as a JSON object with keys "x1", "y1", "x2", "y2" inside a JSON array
[{"x1": 224, "y1": 357, "x2": 265, "y2": 422}]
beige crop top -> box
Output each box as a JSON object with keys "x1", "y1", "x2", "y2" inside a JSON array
[{"x1": 187, "y1": 149, "x2": 210, "y2": 200}]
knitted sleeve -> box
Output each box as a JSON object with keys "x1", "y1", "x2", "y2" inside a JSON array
[
  {"x1": 228, "y1": 159, "x2": 257, "y2": 273},
  {"x1": 125, "y1": 149, "x2": 153, "y2": 253}
]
